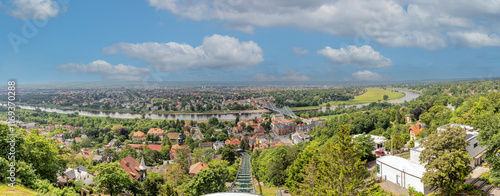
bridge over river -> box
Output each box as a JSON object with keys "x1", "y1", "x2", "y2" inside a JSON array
[{"x1": 229, "y1": 152, "x2": 256, "y2": 194}]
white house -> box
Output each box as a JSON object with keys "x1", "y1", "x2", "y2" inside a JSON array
[
  {"x1": 291, "y1": 132, "x2": 310, "y2": 144},
  {"x1": 438, "y1": 124, "x2": 487, "y2": 167},
  {"x1": 378, "y1": 124, "x2": 488, "y2": 194},
  {"x1": 412, "y1": 124, "x2": 487, "y2": 168},
  {"x1": 213, "y1": 141, "x2": 225, "y2": 152},
  {"x1": 376, "y1": 156, "x2": 431, "y2": 194},
  {"x1": 64, "y1": 165, "x2": 94, "y2": 186}
]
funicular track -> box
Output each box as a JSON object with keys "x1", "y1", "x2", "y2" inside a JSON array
[{"x1": 229, "y1": 152, "x2": 256, "y2": 193}]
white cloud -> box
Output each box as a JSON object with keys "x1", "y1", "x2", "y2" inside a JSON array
[
  {"x1": 103, "y1": 34, "x2": 263, "y2": 72},
  {"x1": 318, "y1": 45, "x2": 392, "y2": 69},
  {"x1": 292, "y1": 47, "x2": 309, "y2": 55},
  {"x1": 7, "y1": 0, "x2": 62, "y2": 20},
  {"x1": 351, "y1": 70, "x2": 388, "y2": 81},
  {"x1": 147, "y1": 0, "x2": 500, "y2": 49},
  {"x1": 448, "y1": 32, "x2": 500, "y2": 48},
  {"x1": 254, "y1": 69, "x2": 310, "y2": 81},
  {"x1": 56, "y1": 60, "x2": 150, "y2": 81}
]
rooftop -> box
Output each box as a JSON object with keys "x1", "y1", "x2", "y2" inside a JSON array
[{"x1": 377, "y1": 155, "x2": 426, "y2": 178}]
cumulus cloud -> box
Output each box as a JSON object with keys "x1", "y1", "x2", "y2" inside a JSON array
[
  {"x1": 292, "y1": 47, "x2": 309, "y2": 55},
  {"x1": 448, "y1": 32, "x2": 500, "y2": 48},
  {"x1": 147, "y1": 0, "x2": 500, "y2": 49},
  {"x1": 351, "y1": 70, "x2": 388, "y2": 81},
  {"x1": 7, "y1": 0, "x2": 63, "y2": 20},
  {"x1": 103, "y1": 34, "x2": 263, "y2": 72},
  {"x1": 318, "y1": 45, "x2": 392, "y2": 69},
  {"x1": 56, "y1": 60, "x2": 150, "y2": 81},
  {"x1": 254, "y1": 69, "x2": 310, "y2": 81}
]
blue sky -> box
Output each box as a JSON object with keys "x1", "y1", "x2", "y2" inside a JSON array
[{"x1": 1, "y1": 0, "x2": 500, "y2": 84}]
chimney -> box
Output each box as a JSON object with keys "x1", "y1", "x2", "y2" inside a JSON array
[
  {"x1": 126, "y1": 161, "x2": 130, "y2": 167},
  {"x1": 77, "y1": 168, "x2": 80, "y2": 173}
]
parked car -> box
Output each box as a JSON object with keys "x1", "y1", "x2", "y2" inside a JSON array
[{"x1": 375, "y1": 150, "x2": 385, "y2": 155}]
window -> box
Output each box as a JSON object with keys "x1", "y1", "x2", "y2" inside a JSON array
[
  {"x1": 377, "y1": 164, "x2": 381, "y2": 174},
  {"x1": 474, "y1": 143, "x2": 478, "y2": 148}
]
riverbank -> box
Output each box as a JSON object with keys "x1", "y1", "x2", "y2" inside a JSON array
[
  {"x1": 2, "y1": 102, "x2": 269, "y2": 115},
  {"x1": 1, "y1": 103, "x2": 266, "y2": 121}
]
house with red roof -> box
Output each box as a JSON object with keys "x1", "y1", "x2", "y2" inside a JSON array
[
  {"x1": 199, "y1": 142, "x2": 212, "y2": 149},
  {"x1": 126, "y1": 144, "x2": 162, "y2": 151},
  {"x1": 409, "y1": 121, "x2": 428, "y2": 140},
  {"x1": 167, "y1": 132, "x2": 180, "y2": 142},
  {"x1": 225, "y1": 138, "x2": 241, "y2": 146},
  {"x1": 232, "y1": 126, "x2": 243, "y2": 134},
  {"x1": 147, "y1": 128, "x2": 164, "y2": 141},
  {"x1": 119, "y1": 155, "x2": 148, "y2": 181},
  {"x1": 189, "y1": 162, "x2": 208, "y2": 177},
  {"x1": 132, "y1": 131, "x2": 145, "y2": 142}
]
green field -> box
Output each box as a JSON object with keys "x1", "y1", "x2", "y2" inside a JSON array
[
  {"x1": 291, "y1": 88, "x2": 405, "y2": 111},
  {"x1": 0, "y1": 184, "x2": 36, "y2": 196},
  {"x1": 319, "y1": 114, "x2": 342, "y2": 120}
]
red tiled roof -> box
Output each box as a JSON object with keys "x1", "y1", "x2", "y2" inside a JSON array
[
  {"x1": 119, "y1": 155, "x2": 142, "y2": 180},
  {"x1": 167, "y1": 132, "x2": 179, "y2": 140},
  {"x1": 147, "y1": 128, "x2": 163, "y2": 135},
  {"x1": 409, "y1": 122, "x2": 428, "y2": 135},
  {"x1": 189, "y1": 162, "x2": 208, "y2": 175},
  {"x1": 225, "y1": 138, "x2": 241, "y2": 145},
  {"x1": 127, "y1": 144, "x2": 162, "y2": 151},
  {"x1": 133, "y1": 131, "x2": 145, "y2": 137},
  {"x1": 199, "y1": 142, "x2": 212, "y2": 148}
]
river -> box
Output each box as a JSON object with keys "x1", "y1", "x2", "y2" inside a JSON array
[{"x1": 4, "y1": 88, "x2": 420, "y2": 121}]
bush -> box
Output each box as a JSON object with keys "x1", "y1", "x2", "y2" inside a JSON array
[{"x1": 460, "y1": 184, "x2": 475, "y2": 191}]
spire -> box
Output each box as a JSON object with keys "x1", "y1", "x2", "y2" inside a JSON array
[{"x1": 139, "y1": 155, "x2": 147, "y2": 170}]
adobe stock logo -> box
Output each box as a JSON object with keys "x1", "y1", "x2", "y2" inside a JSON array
[{"x1": 7, "y1": 0, "x2": 70, "y2": 54}]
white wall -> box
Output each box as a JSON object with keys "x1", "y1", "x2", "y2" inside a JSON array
[
  {"x1": 377, "y1": 161, "x2": 429, "y2": 195},
  {"x1": 410, "y1": 148, "x2": 421, "y2": 164}
]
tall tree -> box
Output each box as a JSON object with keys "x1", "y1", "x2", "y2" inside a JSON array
[
  {"x1": 353, "y1": 133, "x2": 375, "y2": 161},
  {"x1": 93, "y1": 162, "x2": 133, "y2": 196},
  {"x1": 220, "y1": 146, "x2": 237, "y2": 165},
  {"x1": 163, "y1": 163, "x2": 187, "y2": 187},
  {"x1": 296, "y1": 124, "x2": 376, "y2": 195},
  {"x1": 474, "y1": 114, "x2": 500, "y2": 185},
  {"x1": 161, "y1": 183, "x2": 179, "y2": 196},
  {"x1": 286, "y1": 141, "x2": 321, "y2": 194},
  {"x1": 23, "y1": 129, "x2": 64, "y2": 182},
  {"x1": 143, "y1": 172, "x2": 164, "y2": 196},
  {"x1": 419, "y1": 125, "x2": 472, "y2": 195}
]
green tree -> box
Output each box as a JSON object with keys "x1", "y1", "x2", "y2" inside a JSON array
[
  {"x1": 353, "y1": 133, "x2": 376, "y2": 161},
  {"x1": 93, "y1": 162, "x2": 133, "y2": 196},
  {"x1": 173, "y1": 145, "x2": 191, "y2": 171},
  {"x1": 80, "y1": 138, "x2": 92, "y2": 147},
  {"x1": 143, "y1": 172, "x2": 164, "y2": 196},
  {"x1": 475, "y1": 115, "x2": 500, "y2": 185},
  {"x1": 220, "y1": 146, "x2": 237, "y2": 165},
  {"x1": 390, "y1": 132, "x2": 405, "y2": 152},
  {"x1": 71, "y1": 143, "x2": 81, "y2": 152},
  {"x1": 161, "y1": 183, "x2": 179, "y2": 196},
  {"x1": 419, "y1": 125, "x2": 472, "y2": 195},
  {"x1": 286, "y1": 141, "x2": 321, "y2": 194},
  {"x1": 23, "y1": 129, "x2": 64, "y2": 182},
  {"x1": 383, "y1": 94, "x2": 389, "y2": 101},
  {"x1": 185, "y1": 161, "x2": 229, "y2": 195},
  {"x1": 163, "y1": 163, "x2": 187, "y2": 187},
  {"x1": 296, "y1": 124, "x2": 376, "y2": 195}
]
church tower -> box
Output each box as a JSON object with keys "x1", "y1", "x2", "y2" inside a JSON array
[{"x1": 139, "y1": 155, "x2": 147, "y2": 181}]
